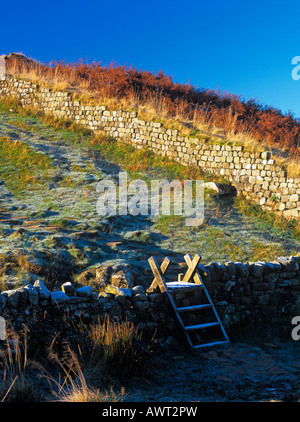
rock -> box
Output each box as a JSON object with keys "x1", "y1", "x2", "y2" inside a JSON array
[
  {"x1": 214, "y1": 262, "x2": 229, "y2": 281},
  {"x1": 224, "y1": 262, "x2": 237, "y2": 279},
  {"x1": 95, "y1": 265, "x2": 111, "y2": 287},
  {"x1": 249, "y1": 262, "x2": 266, "y2": 278},
  {"x1": 61, "y1": 282, "x2": 76, "y2": 296},
  {"x1": 225, "y1": 280, "x2": 236, "y2": 292},
  {"x1": 216, "y1": 300, "x2": 228, "y2": 306},
  {"x1": 264, "y1": 272, "x2": 278, "y2": 283},
  {"x1": 277, "y1": 279, "x2": 292, "y2": 287},
  {"x1": 95, "y1": 263, "x2": 134, "y2": 289},
  {"x1": 17, "y1": 287, "x2": 28, "y2": 306},
  {"x1": 148, "y1": 293, "x2": 164, "y2": 303},
  {"x1": 204, "y1": 182, "x2": 237, "y2": 196},
  {"x1": 197, "y1": 264, "x2": 211, "y2": 282},
  {"x1": 0, "y1": 293, "x2": 7, "y2": 310},
  {"x1": 205, "y1": 264, "x2": 217, "y2": 281},
  {"x1": 133, "y1": 300, "x2": 150, "y2": 312},
  {"x1": 235, "y1": 262, "x2": 249, "y2": 279},
  {"x1": 76, "y1": 286, "x2": 93, "y2": 297},
  {"x1": 131, "y1": 285, "x2": 145, "y2": 295},
  {"x1": 23, "y1": 284, "x2": 39, "y2": 305},
  {"x1": 132, "y1": 293, "x2": 148, "y2": 302},
  {"x1": 277, "y1": 256, "x2": 299, "y2": 272},
  {"x1": 50, "y1": 291, "x2": 69, "y2": 304},
  {"x1": 2, "y1": 289, "x2": 19, "y2": 307},
  {"x1": 114, "y1": 294, "x2": 132, "y2": 307},
  {"x1": 104, "y1": 285, "x2": 132, "y2": 297},
  {"x1": 34, "y1": 280, "x2": 50, "y2": 300},
  {"x1": 110, "y1": 268, "x2": 133, "y2": 288}
]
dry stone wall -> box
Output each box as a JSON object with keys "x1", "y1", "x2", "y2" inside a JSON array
[
  {"x1": 0, "y1": 76, "x2": 299, "y2": 219},
  {"x1": 0, "y1": 256, "x2": 299, "y2": 341}
]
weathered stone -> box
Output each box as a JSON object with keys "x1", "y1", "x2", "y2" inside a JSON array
[
  {"x1": 75, "y1": 267, "x2": 97, "y2": 285},
  {"x1": 148, "y1": 293, "x2": 164, "y2": 303},
  {"x1": 76, "y1": 286, "x2": 93, "y2": 297},
  {"x1": 17, "y1": 287, "x2": 29, "y2": 306},
  {"x1": 132, "y1": 293, "x2": 148, "y2": 302},
  {"x1": 249, "y1": 262, "x2": 266, "y2": 278},
  {"x1": 34, "y1": 280, "x2": 50, "y2": 300},
  {"x1": 23, "y1": 284, "x2": 39, "y2": 305},
  {"x1": 204, "y1": 182, "x2": 237, "y2": 196},
  {"x1": 61, "y1": 282, "x2": 76, "y2": 296},
  {"x1": 50, "y1": 291, "x2": 69, "y2": 304},
  {"x1": 2, "y1": 289, "x2": 19, "y2": 307},
  {"x1": 0, "y1": 293, "x2": 7, "y2": 309},
  {"x1": 277, "y1": 256, "x2": 299, "y2": 272},
  {"x1": 133, "y1": 300, "x2": 150, "y2": 312},
  {"x1": 104, "y1": 285, "x2": 132, "y2": 297},
  {"x1": 214, "y1": 262, "x2": 229, "y2": 281},
  {"x1": 95, "y1": 263, "x2": 134, "y2": 288},
  {"x1": 131, "y1": 285, "x2": 145, "y2": 295},
  {"x1": 224, "y1": 262, "x2": 237, "y2": 279},
  {"x1": 235, "y1": 262, "x2": 249, "y2": 279},
  {"x1": 95, "y1": 266, "x2": 111, "y2": 287},
  {"x1": 110, "y1": 269, "x2": 133, "y2": 288}
]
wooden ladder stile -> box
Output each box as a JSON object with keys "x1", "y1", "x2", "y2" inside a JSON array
[
  {"x1": 148, "y1": 256, "x2": 194, "y2": 348},
  {"x1": 147, "y1": 254, "x2": 230, "y2": 349},
  {"x1": 184, "y1": 253, "x2": 230, "y2": 346}
]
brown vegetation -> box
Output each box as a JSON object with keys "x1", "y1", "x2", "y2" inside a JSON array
[{"x1": 3, "y1": 53, "x2": 300, "y2": 159}]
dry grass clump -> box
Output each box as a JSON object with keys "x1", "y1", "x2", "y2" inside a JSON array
[
  {"x1": 0, "y1": 327, "x2": 46, "y2": 402},
  {"x1": 0, "y1": 316, "x2": 148, "y2": 402}
]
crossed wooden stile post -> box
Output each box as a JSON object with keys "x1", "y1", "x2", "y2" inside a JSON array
[{"x1": 147, "y1": 253, "x2": 229, "y2": 349}]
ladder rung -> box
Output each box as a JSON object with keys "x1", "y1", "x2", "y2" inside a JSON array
[
  {"x1": 185, "y1": 322, "x2": 220, "y2": 331},
  {"x1": 167, "y1": 282, "x2": 204, "y2": 294},
  {"x1": 177, "y1": 304, "x2": 212, "y2": 312},
  {"x1": 192, "y1": 340, "x2": 229, "y2": 349}
]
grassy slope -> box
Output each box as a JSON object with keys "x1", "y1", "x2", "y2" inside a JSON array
[{"x1": 0, "y1": 97, "x2": 298, "y2": 266}]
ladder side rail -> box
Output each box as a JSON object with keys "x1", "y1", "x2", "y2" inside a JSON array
[{"x1": 184, "y1": 253, "x2": 229, "y2": 342}]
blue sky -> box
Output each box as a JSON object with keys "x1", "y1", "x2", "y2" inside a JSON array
[{"x1": 2, "y1": 0, "x2": 300, "y2": 118}]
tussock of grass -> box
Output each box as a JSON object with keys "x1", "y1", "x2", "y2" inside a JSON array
[
  {"x1": 0, "y1": 317, "x2": 147, "y2": 402},
  {"x1": 75, "y1": 316, "x2": 144, "y2": 379},
  {"x1": 0, "y1": 135, "x2": 53, "y2": 195},
  {"x1": 0, "y1": 328, "x2": 45, "y2": 402}
]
